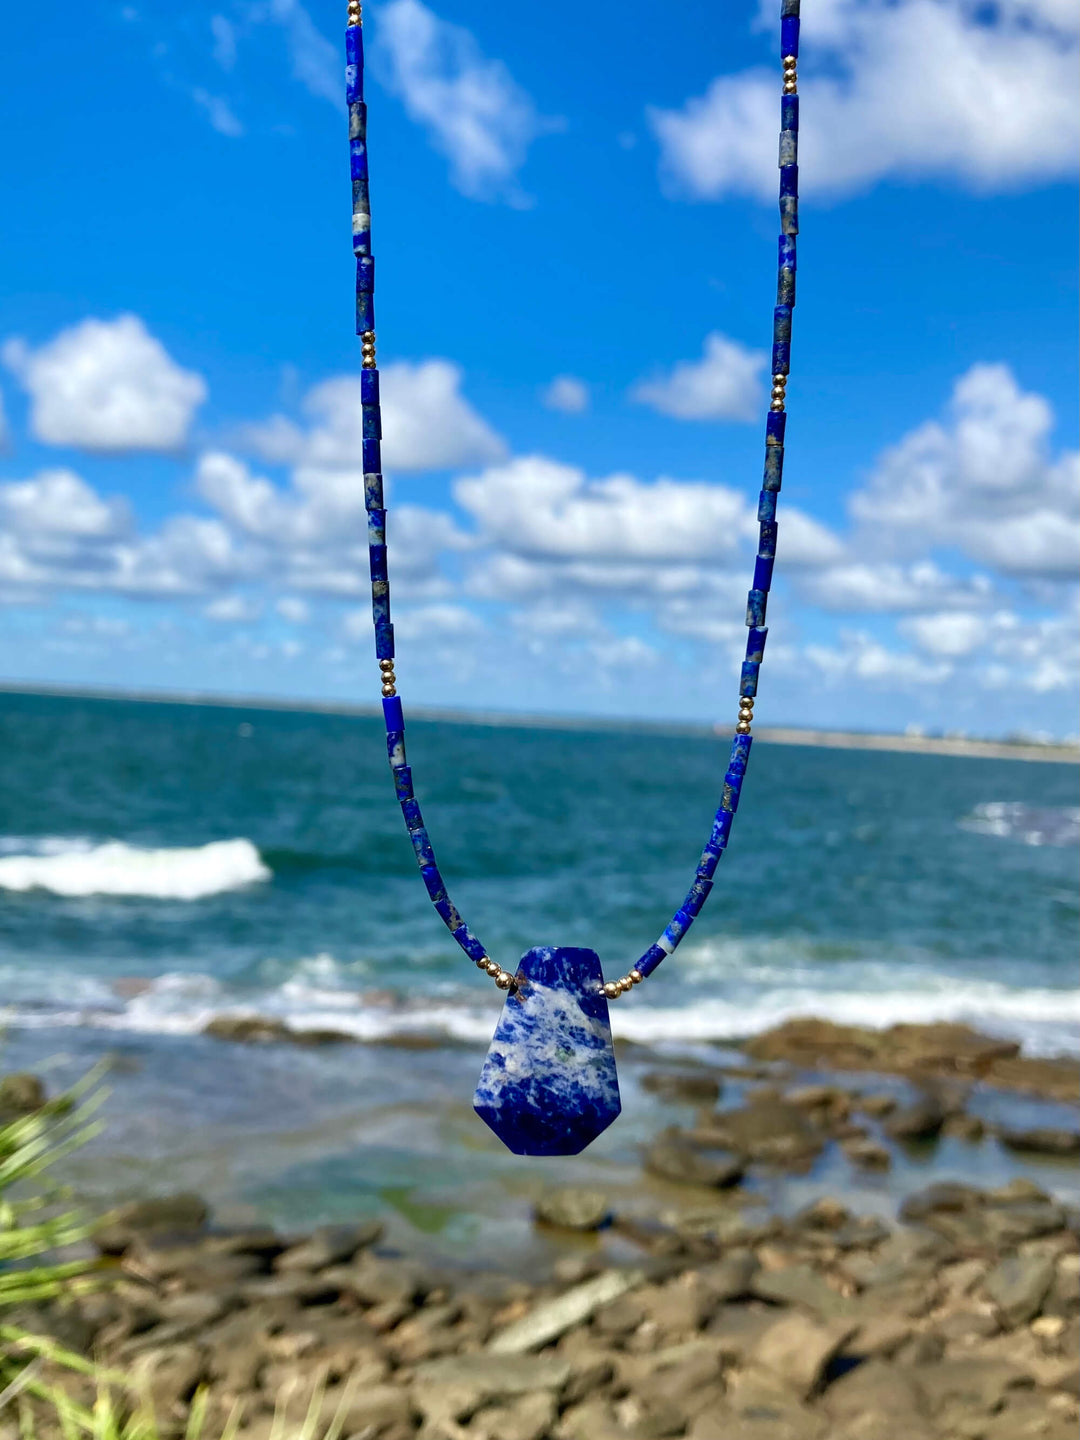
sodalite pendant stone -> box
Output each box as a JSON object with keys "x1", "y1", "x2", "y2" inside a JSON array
[{"x1": 474, "y1": 946, "x2": 621, "y2": 1156}]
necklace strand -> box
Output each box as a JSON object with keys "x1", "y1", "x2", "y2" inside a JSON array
[{"x1": 346, "y1": 0, "x2": 801, "y2": 996}]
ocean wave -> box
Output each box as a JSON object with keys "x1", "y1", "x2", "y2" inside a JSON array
[
  {"x1": 0, "y1": 838, "x2": 270, "y2": 899},
  {"x1": 960, "y1": 802, "x2": 1080, "y2": 848},
  {"x1": 3, "y1": 963, "x2": 1078, "y2": 1059}
]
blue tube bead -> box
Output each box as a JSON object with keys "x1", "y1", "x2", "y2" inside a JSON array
[
  {"x1": 764, "y1": 446, "x2": 784, "y2": 491},
  {"x1": 771, "y1": 342, "x2": 790, "y2": 376},
  {"x1": 758, "y1": 489, "x2": 777, "y2": 523},
  {"x1": 779, "y1": 130, "x2": 797, "y2": 168},
  {"x1": 781, "y1": 0, "x2": 800, "y2": 16},
  {"x1": 362, "y1": 405, "x2": 381, "y2": 441},
  {"x1": 636, "y1": 943, "x2": 667, "y2": 978},
  {"x1": 662, "y1": 908, "x2": 694, "y2": 950},
  {"x1": 684, "y1": 875, "x2": 713, "y2": 913},
  {"x1": 371, "y1": 584, "x2": 390, "y2": 628},
  {"x1": 731, "y1": 733, "x2": 753, "y2": 769},
  {"x1": 369, "y1": 544, "x2": 387, "y2": 585},
  {"x1": 410, "y1": 828, "x2": 437, "y2": 868},
  {"x1": 361, "y1": 369, "x2": 379, "y2": 405},
  {"x1": 436, "y1": 895, "x2": 463, "y2": 931},
  {"x1": 704, "y1": 806, "x2": 734, "y2": 855},
  {"x1": 350, "y1": 139, "x2": 368, "y2": 182},
  {"x1": 349, "y1": 101, "x2": 366, "y2": 141},
  {"x1": 364, "y1": 472, "x2": 383, "y2": 510},
  {"x1": 421, "y1": 864, "x2": 448, "y2": 902},
  {"x1": 746, "y1": 589, "x2": 768, "y2": 627},
  {"x1": 781, "y1": 15, "x2": 800, "y2": 56},
  {"x1": 781, "y1": 95, "x2": 799, "y2": 136},
  {"x1": 766, "y1": 410, "x2": 787, "y2": 446},
  {"x1": 363, "y1": 438, "x2": 381, "y2": 472},
  {"x1": 352, "y1": 176, "x2": 369, "y2": 213},
  {"x1": 740, "y1": 660, "x2": 760, "y2": 699},
  {"x1": 753, "y1": 555, "x2": 775, "y2": 592},
  {"x1": 780, "y1": 165, "x2": 798, "y2": 199},
  {"x1": 367, "y1": 506, "x2": 385, "y2": 541},
  {"x1": 345, "y1": 25, "x2": 364, "y2": 96},
  {"x1": 382, "y1": 694, "x2": 404, "y2": 733},
  {"x1": 401, "y1": 797, "x2": 423, "y2": 832},
  {"x1": 779, "y1": 233, "x2": 797, "y2": 270},
  {"x1": 374, "y1": 622, "x2": 394, "y2": 661},
  {"x1": 356, "y1": 255, "x2": 374, "y2": 293},
  {"x1": 453, "y1": 925, "x2": 488, "y2": 964},
  {"x1": 720, "y1": 780, "x2": 740, "y2": 815},
  {"x1": 759, "y1": 520, "x2": 778, "y2": 558},
  {"x1": 386, "y1": 729, "x2": 406, "y2": 768},
  {"x1": 352, "y1": 225, "x2": 371, "y2": 258},
  {"x1": 356, "y1": 290, "x2": 375, "y2": 335},
  {"x1": 777, "y1": 267, "x2": 796, "y2": 307},
  {"x1": 393, "y1": 765, "x2": 413, "y2": 802},
  {"x1": 746, "y1": 626, "x2": 768, "y2": 663},
  {"x1": 773, "y1": 305, "x2": 792, "y2": 343},
  {"x1": 780, "y1": 196, "x2": 799, "y2": 235}
]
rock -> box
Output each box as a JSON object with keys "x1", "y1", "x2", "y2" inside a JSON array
[
  {"x1": 699, "y1": 1249, "x2": 760, "y2": 1303},
  {"x1": 0, "y1": 1072, "x2": 46, "y2": 1114},
  {"x1": 899, "y1": 1181, "x2": 984, "y2": 1222},
  {"x1": 274, "y1": 1221, "x2": 383, "y2": 1272},
  {"x1": 94, "y1": 1193, "x2": 210, "y2": 1254},
  {"x1": 644, "y1": 1129, "x2": 744, "y2": 1188},
  {"x1": 885, "y1": 1091, "x2": 945, "y2": 1141},
  {"x1": 843, "y1": 1136, "x2": 891, "y2": 1169},
  {"x1": 984, "y1": 1202, "x2": 1067, "y2": 1248},
  {"x1": 794, "y1": 1196, "x2": 851, "y2": 1231},
  {"x1": 319, "y1": 1382, "x2": 413, "y2": 1434},
  {"x1": 988, "y1": 1054, "x2": 1080, "y2": 1103},
  {"x1": 917, "y1": 1357, "x2": 1031, "y2": 1418},
  {"x1": 238, "y1": 1272, "x2": 340, "y2": 1306},
  {"x1": 1001, "y1": 1127, "x2": 1080, "y2": 1159},
  {"x1": 689, "y1": 1406, "x2": 827, "y2": 1440},
  {"x1": 203, "y1": 1015, "x2": 294, "y2": 1043},
  {"x1": 850, "y1": 1315, "x2": 913, "y2": 1358},
  {"x1": 693, "y1": 1101, "x2": 822, "y2": 1168},
  {"x1": 641, "y1": 1070, "x2": 723, "y2": 1104},
  {"x1": 858, "y1": 1093, "x2": 898, "y2": 1117},
  {"x1": 489, "y1": 1269, "x2": 645, "y2": 1355},
  {"x1": 824, "y1": 1358, "x2": 928, "y2": 1427},
  {"x1": 415, "y1": 1351, "x2": 571, "y2": 1398},
  {"x1": 752, "y1": 1264, "x2": 853, "y2": 1318},
  {"x1": 593, "y1": 1290, "x2": 648, "y2": 1339},
  {"x1": 634, "y1": 1276, "x2": 715, "y2": 1339},
  {"x1": 943, "y1": 1113, "x2": 986, "y2": 1142},
  {"x1": 984, "y1": 1253, "x2": 1057, "y2": 1328},
  {"x1": 750, "y1": 1312, "x2": 858, "y2": 1398},
  {"x1": 128, "y1": 1342, "x2": 206, "y2": 1420},
  {"x1": 833, "y1": 1216, "x2": 891, "y2": 1251},
  {"x1": 535, "y1": 1187, "x2": 612, "y2": 1231},
  {"x1": 322, "y1": 1253, "x2": 424, "y2": 1307},
  {"x1": 475, "y1": 1392, "x2": 557, "y2": 1440},
  {"x1": 555, "y1": 1397, "x2": 625, "y2": 1440}
]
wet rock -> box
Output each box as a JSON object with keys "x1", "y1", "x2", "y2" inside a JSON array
[
  {"x1": 858, "y1": 1093, "x2": 898, "y2": 1118},
  {"x1": 128, "y1": 1342, "x2": 206, "y2": 1421},
  {"x1": 693, "y1": 1101, "x2": 823, "y2": 1168},
  {"x1": 984, "y1": 1253, "x2": 1057, "y2": 1328},
  {"x1": 752, "y1": 1263, "x2": 853, "y2": 1318},
  {"x1": 634, "y1": 1276, "x2": 715, "y2": 1339},
  {"x1": 850, "y1": 1314, "x2": 913, "y2": 1358},
  {"x1": 917, "y1": 1357, "x2": 1032, "y2": 1418},
  {"x1": 593, "y1": 1290, "x2": 649, "y2": 1339},
  {"x1": 274, "y1": 1221, "x2": 383, "y2": 1272},
  {"x1": 489, "y1": 1269, "x2": 645, "y2": 1354},
  {"x1": 239, "y1": 1272, "x2": 340, "y2": 1306},
  {"x1": 988, "y1": 1054, "x2": 1080, "y2": 1103},
  {"x1": 644, "y1": 1129, "x2": 744, "y2": 1188},
  {"x1": 534, "y1": 1187, "x2": 612, "y2": 1231},
  {"x1": 943, "y1": 1113, "x2": 986, "y2": 1142},
  {"x1": 899, "y1": 1181, "x2": 984, "y2": 1223},
  {"x1": 641, "y1": 1070, "x2": 723, "y2": 1104},
  {"x1": 322, "y1": 1253, "x2": 424, "y2": 1307},
  {"x1": 0, "y1": 1072, "x2": 46, "y2": 1115},
  {"x1": 1001, "y1": 1127, "x2": 1080, "y2": 1159},
  {"x1": 203, "y1": 1015, "x2": 294, "y2": 1043},
  {"x1": 689, "y1": 1406, "x2": 827, "y2": 1440},
  {"x1": 832, "y1": 1216, "x2": 891, "y2": 1251},
  {"x1": 415, "y1": 1351, "x2": 571, "y2": 1398},
  {"x1": 320, "y1": 1382, "x2": 413, "y2": 1434},
  {"x1": 699, "y1": 1248, "x2": 760, "y2": 1303},
  {"x1": 476, "y1": 1391, "x2": 557, "y2": 1440},
  {"x1": 750, "y1": 1312, "x2": 858, "y2": 1398},
  {"x1": 885, "y1": 1091, "x2": 945, "y2": 1142},
  {"x1": 555, "y1": 1397, "x2": 624, "y2": 1440},
  {"x1": 94, "y1": 1193, "x2": 210, "y2": 1255},
  {"x1": 794, "y1": 1196, "x2": 851, "y2": 1232},
  {"x1": 824, "y1": 1357, "x2": 929, "y2": 1430},
  {"x1": 843, "y1": 1136, "x2": 891, "y2": 1169}
]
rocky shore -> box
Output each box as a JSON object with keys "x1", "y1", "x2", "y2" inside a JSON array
[{"x1": 3, "y1": 1018, "x2": 1079, "y2": 1439}]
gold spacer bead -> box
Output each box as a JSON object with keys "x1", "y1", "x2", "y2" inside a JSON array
[
  {"x1": 736, "y1": 720, "x2": 752, "y2": 734},
  {"x1": 381, "y1": 682, "x2": 396, "y2": 697},
  {"x1": 770, "y1": 399, "x2": 786, "y2": 412},
  {"x1": 482, "y1": 959, "x2": 499, "y2": 976},
  {"x1": 495, "y1": 970, "x2": 514, "y2": 990},
  {"x1": 783, "y1": 80, "x2": 797, "y2": 94},
  {"x1": 379, "y1": 658, "x2": 394, "y2": 670},
  {"x1": 603, "y1": 981, "x2": 620, "y2": 1000},
  {"x1": 618, "y1": 977, "x2": 634, "y2": 994},
  {"x1": 628, "y1": 970, "x2": 644, "y2": 985}
]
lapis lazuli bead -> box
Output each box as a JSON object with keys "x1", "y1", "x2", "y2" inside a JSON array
[
  {"x1": 453, "y1": 925, "x2": 488, "y2": 963},
  {"x1": 746, "y1": 589, "x2": 768, "y2": 626},
  {"x1": 386, "y1": 730, "x2": 406, "y2": 767},
  {"x1": 779, "y1": 233, "x2": 797, "y2": 270},
  {"x1": 350, "y1": 139, "x2": 368, "y2": 182},
  {"x1": 766, "y1": 411, "x2": 787, "y2": 445},
  {"x1": 364, "y1": 472, "x2": 383, "y2": 510},
  {"x1": 401, "y1": 797, "x2": 423, "y2": 831},
  {"x1": 362, "y1": 405, "x2": 381, "y2": 440},
  {"x1": 753, "y1": 554, "x2": 775, "y2": 593},
  {"x1": 773, "y1": 305, "x2": 792, "y2": 342},
  {"x1": 635, "y1": 942, "x2": 668, "y2": 979},
  {"x1": 662, "y1": 908, "x2": 694, "y2": 949},
  {"x1": 367, "y1": 509, "x2": 385, "y2": 545},
  {"x1": 781, "y1": 95, "x2": 799, "y2": 134},
  {"x1": 764, "y1": 447, "x2": 784, "y2": 491},
  {"x1": 345, "y1": 25, "x2": 364, "y2": 102},
  {"x1": 781, "y1": 15, "x2": 800, "y2": 55},
  {"x1": 758, "y1": 489, "x2": 777, "y2": 523},
  {"x1": 411, "y1": 828, "x2": 437, "y2": 867},
  {"x1": 740, "y1": 660, "x2": 760, "y2": 698},
  {"x1": 435, "y1": 895, "x2": 462, "y2": 930},
  {"x1": 781, "y1": 195, "x2": 798, "y2": 235},
  {"x1": 779, "y1": 130, "x2": 797, "y2": 168},
  {"x1": 375, "y1": 622, "x2": 394, "y2": 661},
  {"x1": 782, "y1": 0, "x2": 800, "y2": 17},
  {"x1": 361, "y1": 369, "x2": 379, "y2": 405},
  {"x1": 730, "y1": 733, "x2": 753, "y2": 772},
  {"x1": 684, "y1": 875, "x2": 713, "y2": 912},
  {"x1": 363, "y1": 438, "x2": 381, "y2": 471},
  {"x1": 474, "y1": 947, "x2": 620, "y2": 1156},
  {"x1": 422, "y1": 866, "x2": 448, "y2": 902},
  {"x1": 780, "y1": 165, "x2": 798, "y2": 198},
  {"x1": 382, "y1": 695, "x2": 404, "y2": 732},
  {"x1": 356, "y1": 255, "x2": 374, "y2": 293},
  {"x1": 777, "y1": 268, "x2": 796, "y2": 307},
  {"x1": 705, "y1": 806, "x2": 735, "y2": 854},
  {"x1": 356, "y1": 290, "x2": 375, "y2": 335},
  {"x1": 349, "y1": 101, "x2": 366, "y2": 140},
  {"x1": 746, "y1": 626, "x2": 768, "y2": 663},
  {"x1": 394, "y1": 766, "x2": 413, "y2": 802},
  {"x1": 759, "y1": 521, "x2": 778, "y2": 558},
  {"x1": 372, "y1": 586, "x2": 390, "y2": 627},
  {"x1": 771, "y1": 342, "x2": 790, "y2": 375}
]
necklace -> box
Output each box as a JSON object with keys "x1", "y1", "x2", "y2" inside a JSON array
[{"x1": 343, "y1": 0, "x2": 801, "y2": 1155}]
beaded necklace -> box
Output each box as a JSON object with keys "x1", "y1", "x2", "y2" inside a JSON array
[{"x1": 344, "y1": 0, "x2": 801, "y2": 1155}]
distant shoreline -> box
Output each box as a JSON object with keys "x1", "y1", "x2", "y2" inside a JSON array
[{"x1": 2, "y1": 679, "x2": 1077, "y2": 763}]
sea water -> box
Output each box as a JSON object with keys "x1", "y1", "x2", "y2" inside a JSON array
[{"x1": 1, "y1": 691, "x2": 1077, "y2": 1264}]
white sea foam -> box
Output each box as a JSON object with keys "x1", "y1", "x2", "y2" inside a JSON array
[
  {"x1": 0, "y1": 838, "x2": 270, "y2": 899},
  {"x1": 960, "y1": 802, "x2": 1080, "y2": 847}
]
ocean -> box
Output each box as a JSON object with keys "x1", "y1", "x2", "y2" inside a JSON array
[{"x1": 1, "y1": 691, "x2": 1078, "y2": 1266}]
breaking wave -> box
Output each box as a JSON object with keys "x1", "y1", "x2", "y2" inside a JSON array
[{"x1": 0, "y1": 838, "x2": 270, "y2": 899}]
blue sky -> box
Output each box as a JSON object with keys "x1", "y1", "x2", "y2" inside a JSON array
[{"x1": 1, "y1": 0, "x2": 1077, "y2": 737}]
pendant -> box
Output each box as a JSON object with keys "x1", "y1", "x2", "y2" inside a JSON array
[{"x1": 473, "y1": 946, "x2": 621, "y2": 1155}]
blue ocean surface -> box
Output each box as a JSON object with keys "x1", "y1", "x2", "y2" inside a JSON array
[{"x1": 0, "y1": 691, "x2": 1077, "y2": 1263}]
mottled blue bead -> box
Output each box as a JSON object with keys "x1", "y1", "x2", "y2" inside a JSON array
[
  {"x1": 780, "y1": 195, "x2": 798, "y2": 235},
  {"x1": 766, "y1": 411, "x2": 787, "y2": 445},
  {"x1": 361, "y1": 369, "x2": 379, "y2": 405},
  {"x1": 386, "y1": 729, "x2": 406, "y2": 768},
  {"x1": 780, "y1": 165, "x2": 798, "y2": 198},
  {"x1": 782, "y1": 0, "x2": 800, "y2": 17},
  {"x1": 454, "y1": 925, "x2": 488, "y2": 964},
  {"x1": 720, "y1": 779, "x2": 740, "y2": 814},
  {"x1": 362, "y1": 405, "x2": 381, "y2": 441},
  {"x1": 703, "y1": 806, "x2": 734, "y2": 856},
  {"x1": 753, "y1": 555, "x2": 775, "y2": 592},
  {"x1": 393, "y1": 765, "x2": 414, "y2": 802},
  {"x1": 758, "y1": 489, "x2": 777, "y2": 523},
  {"x1": 434, "y1": 894, "x2": 462, "y2": 930},
  {"x1": 662, "y1": 907, "x2": 694, "y2": 950},
  {"x1": 371, "y1": 583, "x2": 390, "y2": 627},
  {"x1": 363, "y1": 438, "x2": 381, "y2": 472},
  {"x1": 356, "y1": 290, "x2": 375, "y2": 335},
  {"x1": 747, "y1": 589, "x2": 768, "y2": 626},
  {"x1": 730, "y1": 733, "x2": 753, "y2": 771},
  {"x1": 777, "y1": 267, "x2": 796, "y2": 307},
  {"x1": 759, "y1": 520, "x2": 778, "y2": 558},
  {"x1": 683, "y1": 874, "x2": 713, "y2": 913},
  {"x1": 779, "y1": 233, "x2": 797, "y2": 270},
  {"x1": 374, "y1": 622, "x2": 394, "y2": 661},
  {"x1": 778, "y1": 130, "x2": 797, "y2": 168},
  {"x1": 401, "y1": 796, "x2": 423, "y2": 831},
  {"x1": 364, "y1": 472, "x2": 383, "y2": 510},
  {"x1": 382, "y1": 695, "x2": 404, "y2": 733},
  {"x1": 771, "y1": 342, "x2": 790, "y2": 376},
  {"x1": 764, "y1": 446, "x2": 784, "y2": 491},
  {"x1": 369, "y1": 544, "x2": 388, "y2": 584},
  {"x1": 781, "y1": 15, "x2": 800, "y2": 56},
  {"x1": 636, "y1": 943, "x2": 667, "y2": 979},
  {"x1": 746, "y1": 626, "x2": 768, "y2": 663},
  {"x1": 773, "y1": 305, "x2": 792, "y2": 343},
  {"x1": 352, "y1": 226, "x2": 371, "y2": 258},
  {"x1": 345, "y1": 25, "x2": 364, "y2": 102},
  {"x1": 781, "y1": 95, "x2": 799, "y2": 135},
  {"x1": 740, "y1": 660, "x2": 760, "y2": 698},
  {"x1": 367, "y1": 508, "x2": 385, "y2": 544},
  {"x1": 356, "y1": 255, "x2": 374, "y2": 293},
  {"x1": 410, "y1": 828, "x2": 437, "y2": 867},
  {"x1": 350, "y1": 139, "x2": 368, "y2": 182},
  {"x1": 349, "y1": 101, "x2": 366, "y2": 141},
  {"x1": 474, "y1": 946, "x2": 621, "y2": 1156},
  {"x1": 422, "y1": 866, "x2": 448, "y2": 903}
]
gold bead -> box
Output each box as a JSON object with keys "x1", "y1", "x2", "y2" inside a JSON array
[
  {"x1": 379, "y1": 658, "x2": 394, "y2": 670},
  {"x1": 381, "y1": 683, "x2": 396, "y2": 697},
  {"x1": 783, "y1": 80, "x2": 797, "y2": 93},
  {"x1": 618, "y1": 977, "x2": 634, "y2": 994},
  {"x1": 772, "y1": 373, "x2": 786, "y2": 384},
  {"x1": 736, "y1": 720, "x2": 752, "y2": 734},
  {"x1": 770, "y1": 400, "x2": 785, "y2": 412},
  {"x1": 483, "y1": 959, "x2": 500, "y2": 976},
  {"x1": 495, "y1": 970, "x2": 514, "y2": 990},
  {"x1": 629, "y1": 970, "x2": 644, "y2": 985},
  {"x1": 602, "y1": 981, "x2": 620, "y2": 1000}
]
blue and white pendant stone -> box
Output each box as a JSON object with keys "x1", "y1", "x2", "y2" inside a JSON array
[{"x1": 474, "y1": 946, "x2": 621, "y2": 1156}]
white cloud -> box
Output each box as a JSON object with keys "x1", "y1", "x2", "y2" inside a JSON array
[
  {"x1": 257, "y1": 0, "x2": 341, "y2": 108},
  {"x1": 798, "y1": 560, "x2": 993, "y2": 613},
  {"x1": 0, "y1": 468, "x2": 130, "y2": 542},
  {"x1": 210, "y1": 14, "x2": 237, "y2": 69},
  {"x1": 631, "y1": 333, "x2": 765, "y2": 422},
  {"x1": 3, "y1": 316, "x2": 207, "y2": 453},
  {"x1": 0, "y1": 386, "x2": 8, "y2": 449},
  {"x1": 542, "y1": 376, "x2": 590, "y2": 414},
  {"x1": 204, "y1": 594, "x2": 260, "y2": 622},
  {"x1": 902, "y1": 609, "x2": 991, "y2": 658},
  {"x1": 192, "y1": 88, "x2": 244, "y2": 137},
  {"x1": 374, "y1": 0, "x2": 559, "y2": 202},
  {"x1": 806, "y1": 630, "x2": 953, "y2": 686},
  {"x1": 276, "y1": 595, "x2": 310, "y2": 623},
  {"x1": 851, "y1": 364, "x2": 1079, "y2": 578},
  {"x1": 650, "y1": 0, "x2": 1080, "y2": 200},
  {"x1": 243, "y1": 361, "x2": 506, "y2": 474}
]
